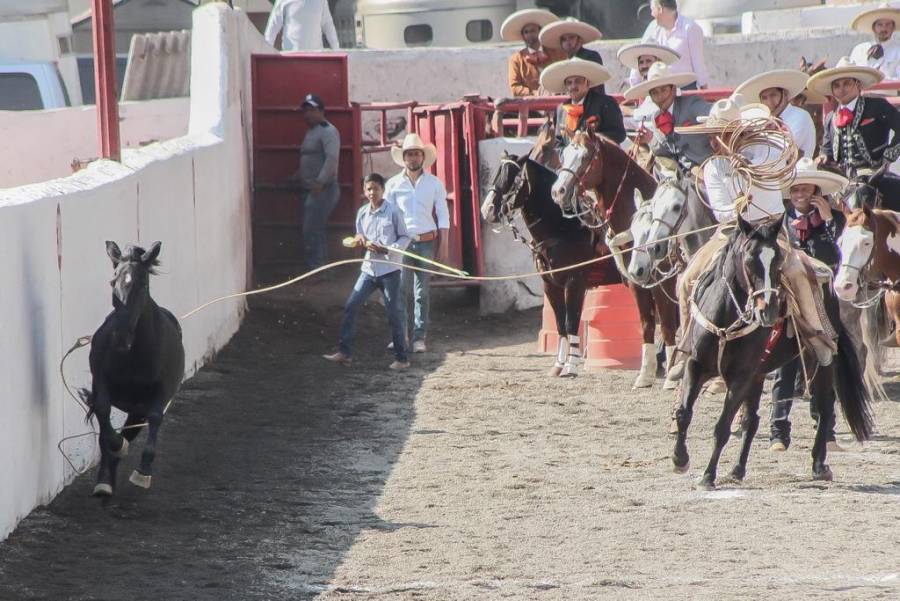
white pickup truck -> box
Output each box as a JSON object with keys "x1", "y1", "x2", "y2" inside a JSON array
[{"x1": 0, "y1": 62, "x2": 70, "y2": 110}]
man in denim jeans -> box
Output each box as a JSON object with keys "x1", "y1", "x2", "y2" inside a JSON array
[
  {"x1": 296, "y1": 93, "x2": 340, "y2": 270},
  {"x1": 385, "y1": 134, "x2": 450, "y2": 353},
  {"x1": 323, "y1": 173, "x2": 411, "y2": 369}
]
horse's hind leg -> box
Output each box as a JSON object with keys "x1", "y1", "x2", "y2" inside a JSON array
[
  {"x1": 108, "y1": 414, "x2": 144, "y2": 490},
  {"x1": 130, "y1": 410, "x2": 163, "y2": 489},
  {"x1": 545, "y1": 282, "x2": 568, "y2": 377},
  {"x1": 673, "y1": 357, "x2": 708, "y2": 473},
  {"x1": 731, "y1": 377, "x2": 764, "y2": 482},
  {"x1": 654, "y1": 281, "x2": 680, "y2": 390},
  {"x1": 809, "y1": 363, "x2": 836, "y2": 481}
]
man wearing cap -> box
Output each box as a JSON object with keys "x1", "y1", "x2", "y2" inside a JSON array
[
  {"x1": 502, "y1": 9, "x2": 566, "y2": 97},
  {"x1": 812, "y1": 57, "x2": 900, "y2": 211},
  {"x1": 385, "y1": 134, "x2": 450, "y2": 353},
  {"x1": 769, "y1": 158, "x2": 848, "y2": 452},
  {"x1": 294, "y1": 93, "x2": 341, "y2": 271},
  {"x1": 735, "y1": 69, "x2": 817, "y2": 158},
  {"x1": 849, "y1": 3, "x2": 900, "y2": 80},
  {"x1": 625, "y1": 61, "x2": 711, "y2": 171},
  {"x1": 265, "y1": 0, "x2": 340, "y2": 51},
  {"x1": 540, "y1": 58, "x2": 625, "y2": 147},
  {"x1": 539, "y1": 18, "x2": 605, "y2": 92}
]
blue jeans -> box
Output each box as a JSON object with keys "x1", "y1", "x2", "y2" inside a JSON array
[
  {"x1": 339, "y1": 270, "x2": 407, "y2": 361},
  {"x1": 400, "y1": 239, "x2": 434, "y2": 343},
  {"x1": 302, "y1": 181, "x2": 340, "y2": 270}
]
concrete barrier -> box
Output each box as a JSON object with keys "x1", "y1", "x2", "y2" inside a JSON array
[{"x1": 0, "y1": 5, "x2": 273, "y2": 541}]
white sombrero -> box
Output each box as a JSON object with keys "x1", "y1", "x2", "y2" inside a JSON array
[
  {"x1": 616, "y1": 43, "x2": 680, "y2": 71},
  {"x1": 806, "y1": 56, "x2": 884, "y2": 96},
  {"x1": 539, "y1": 57, "x2": 612, "y2": 94},
  {"x1": 675, "y1": 95, "x2": 771, "y2": 134},
  {"x1": 785, "y1": 157, "x2": 849, "y2": 197},
  {"x1": 851, "y1": 2, "x2": 900, "y2": 34},
  {"x1": 623, "y1": 61, "x2": 697, "y2": 100},
  {"x1": 500, "y1": 9, "x2": 558, "y2": 42},
  {"x1": 538, "y1": 17, "x2": 602, "y2": 49},
  {"x1": 391, "y1": 133, "x2": 437, "y2": 168},
  {"x1": 734, "y1": 69, "x2": 810, "y2": 103}
]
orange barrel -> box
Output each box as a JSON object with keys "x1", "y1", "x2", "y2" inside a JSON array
[
  {"x1": 537, "y1": 296, "x2": 585, "y2": 353},
  {"x1": 580, "y1": 284, "x2": 643, "y2": 370}
]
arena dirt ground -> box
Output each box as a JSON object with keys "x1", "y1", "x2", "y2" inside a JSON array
[{"x1": 1, "y1": 267, "x2": 899, "y2": 601}]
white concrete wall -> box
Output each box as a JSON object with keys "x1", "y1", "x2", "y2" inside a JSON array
[
  {"x1": 0, "y1": 5, "x2": 273, "y2": 542},
  {"x1": 0, "y1": 98, "x2": 191, "y2": 189}
]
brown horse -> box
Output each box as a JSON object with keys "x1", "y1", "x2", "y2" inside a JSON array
[
  {"x1": 551, "y1": 130, "x2": 680, "y2": 388},
  {"x1": 834, "y1": 207, "x2": 900, "y2": 347}
]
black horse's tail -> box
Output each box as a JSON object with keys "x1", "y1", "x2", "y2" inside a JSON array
[
  {"x1": 835, "y1": 327, "x2": 875, "y2": 441},
  {"x1": 78, "y1": 387, "x2": 96, "y2": 424}
]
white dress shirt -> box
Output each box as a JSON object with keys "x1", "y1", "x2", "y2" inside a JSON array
[
  {"x1": 265, "y1": 0, "x2": 340, "y2": 51},
  {"x1": 640, "y1": 15, "x2": 710, "y2": 87},
  {"x1": 385, "y1": 171, "x2": 450, "y2": 237},
  {"x1": 703, "y1": 144, "x2": 787, "y2": 223},
  {"x1": 850, "y1": 38, "x2": 900, "y2": 80},
  {"x1": 779, "y1": 103, "x2": 816, "y2": 158}
]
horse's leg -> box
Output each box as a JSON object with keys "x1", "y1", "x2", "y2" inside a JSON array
[
  {"x1": 91, "y1": 385, "x2": 128, "y2": 497},
  {"x1": 129, "y1": 409, "x2": 164, "y2": 489},
  {"x1": 699, "y1": 368, "x2": 747, "y2": 490},
  {"x1": 731, "y1": 376, "x2": 765, "y2": 482},
  {"x1": 561, "y1": 274, "x2": 587, "y2": 377},
  {"x1": 545, "y1": 281, "x2": 568, "y2": 377},
  {"x1": 809, "y1": 361, "x2": 836, "y2": 481},
  {"x1": 672, "y1": 356, "x2": 709, "y2": 473},
  {"x1": 655, "y1": 280, "x2": 681, "y2": 390},
  {"x1": 631, "y1": 285, "x2": 657, "y2": 389}
]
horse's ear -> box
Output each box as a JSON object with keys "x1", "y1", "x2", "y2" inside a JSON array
[
  {"x1": 633, "y1": 188, "x2": 645, "y2": 211},
  {"x1": 106, "y1": 241, "x2": 122, "y2": 266},
  {"x1": 142, "y1": 241, "x2": 162, "y2": 265},
  {"x1": 737, "y1": 215, "x2": 753, "y2": 237}
]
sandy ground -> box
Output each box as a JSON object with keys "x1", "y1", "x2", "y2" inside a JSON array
[{"x1": 1, "y1": 268, "x2": 899, "y2": 601}]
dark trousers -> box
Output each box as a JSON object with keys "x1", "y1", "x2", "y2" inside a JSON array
[
  {"x1": 302, "y1": 181, "x2": 340, "y2": 270},
  {"x1": 770, "y1": 357, "x2": 836, "y2": 444}
]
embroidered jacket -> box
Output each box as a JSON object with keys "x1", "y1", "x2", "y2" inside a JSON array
[
  {"x1": 821, "y1": 95, "x2": 900, "y2": 170},
  {"x1": 784, "y1": 206, "x2": 846, "y2": 270}
]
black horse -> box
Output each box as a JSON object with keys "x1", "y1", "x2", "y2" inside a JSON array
[
  {"x1": 481, "y1": 152, "x2": 609, "y2": 377},
  {"x1": 85, "y1": 241, "x2": 185, "y2": 496},
  {"x1": 672, "y1": 218, "x2": 874, "y2": 489}
]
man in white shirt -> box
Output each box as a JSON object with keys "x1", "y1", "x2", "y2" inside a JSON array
[
  {"x1": 265, "y1": 0, "x2": 340, "y2": 51},
  {"x1": 849, "y1": 3, "x2": 900, "y2": 80},
  {"x1": 385, "y1": 134, "x2": 450, "y2": 353},
  {"x1": 734, "y1": 69, "x2": 817, "y2": 158},
  {"x1": 641, "y1": 0, "x2": 709, "y2": 89}
]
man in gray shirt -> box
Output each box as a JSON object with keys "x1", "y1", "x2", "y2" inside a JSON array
[{"x1": 296, "y1": 93, "x2": 340, "y2": 270}]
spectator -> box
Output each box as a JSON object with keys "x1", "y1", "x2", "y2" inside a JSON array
[
  {"x1": 501, "y1": 9, "x2": 566, "y2": 97},
  {"x1": 539, "y1": 18, "x2": 605, "y2": 92},
  {"x1": 323, "y1": 173, "x2": 411, "y2": 370},
  {"x1": 385, "y1": 134, "x2": 450, "y2": 353},
  {"x1": 265, "y1": 0, "x2": 340, "y2": 51},
  {"x1": 849, "y1": 3, "x2": 900, "y2": 80},
  {"x1": 641, "y1": 0, "x2": 709, "y2": 90},
  {"x1": 618, "y1": 42, "x2": 681, "y2": 88}
]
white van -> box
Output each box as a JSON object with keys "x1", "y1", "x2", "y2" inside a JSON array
[{"x1": 0, "y1": 62, "x2": 70, "y2": 110}]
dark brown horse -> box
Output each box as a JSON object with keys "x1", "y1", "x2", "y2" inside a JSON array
[{"x1": 551, "y1": 130, "x2": 680, "y2": 388}]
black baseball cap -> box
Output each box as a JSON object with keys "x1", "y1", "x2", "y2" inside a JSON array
[{"x1": 301, "y1": 93, "x2": 325, "y2": 110}]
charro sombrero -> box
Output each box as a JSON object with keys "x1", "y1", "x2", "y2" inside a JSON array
[
  {"x1": 734, "y1": 69, "x2": 810, "y2": 103},
  {"x1": 851, "y1": 2, "x2": 900, "y2": 34},
  {"x1": 675, "y1": 95, "x2": 771, "y2": 135},
  {"x1": 785, "y1": 157, "x2": 849, "y2": 197},
  {"x1": 806, "y1": 56, "x2": 884, "y2": 96},
  {"x1": 539, "y1": 57, "x2": 612, "y2": 94},
  {"x1": 616, "y1": 43, "x2": 680, "y2": 71},
  {"x1": 538, "y1": 17, "x2": 602, "y2": 49},
  {"x1": 500, "y1": 9, "x2": 558, "y2": 42},
  {"x1": 623, "y1": 61, "x2": 697, "y2": 100},
  {"x1": 390, "y1": 133, "x2": 437, "y2": 168}
]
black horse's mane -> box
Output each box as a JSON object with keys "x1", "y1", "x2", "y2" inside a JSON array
[{"x1": 119, "y1": 245, "x2": 162, "y2": 273}]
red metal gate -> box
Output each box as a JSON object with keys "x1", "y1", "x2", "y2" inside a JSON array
[{"x1": 251, "y1": 53, "x2": 362, "y2": 283}]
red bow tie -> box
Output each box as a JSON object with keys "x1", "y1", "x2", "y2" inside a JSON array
[
  {"x1": 655, "y1": 111, "x2": 674, "y2": 135},
  {"x1": 791, "y1": 210, "x2": 825, "y2": 242},
  {"x1": 835, "y1": 107, "x2": 854, "y2": 128}
]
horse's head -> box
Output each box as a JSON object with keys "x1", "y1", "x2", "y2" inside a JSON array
[
  {"x1": 645, "y1": 160, "x2": 688, "y2": 261},
  {"x1": 106, "y1": 240, "x2": 162, "y2": 352},
  {"x1": 481, "y1": 152, "x2": 523, "y2": 223},
  {"x1": 841, "y1": 166, "x2": 885, "y2": 210},
  {"x1": 834, "y1": 207, "x2": 876, "y2": 301},
  {"x1": 737, "y1": 217, "x2": 784, "y2": 328},
  {"x1": 552, "y1": 130, "x2": 596, "y2": 212},
  {"x1": 625, "y1": 188, "x2": 655, "y2": 285}
]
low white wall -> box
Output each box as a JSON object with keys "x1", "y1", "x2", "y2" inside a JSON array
[
  {"x1": 0, "y1": 5, "x2": 272, "y2": 541},
  {"x1": 0, "y1": 97, "x2": 191, "y2": 189}
]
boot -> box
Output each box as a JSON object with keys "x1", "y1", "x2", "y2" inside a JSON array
[
  {"x1": 632, "y1": 343, "x2": 657, "y2": 388},
  {"x1": 663, "y1": 344, "x2": 680, "y2": 390},
  {"x1": 549, "y1": 336, "x2": 569, "y2": 377},
  {"x1": 561, "y1": 334, "x2": 581, "y2": 378}
]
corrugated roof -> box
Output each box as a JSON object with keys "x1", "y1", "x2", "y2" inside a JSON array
[{"x1": 120, "y1": 28, "x2": 191, "y2": 101}]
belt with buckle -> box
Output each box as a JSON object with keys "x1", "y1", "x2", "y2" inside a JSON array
[{"x1": 414, "y1": 231, "x2": 438, "y2": 242}]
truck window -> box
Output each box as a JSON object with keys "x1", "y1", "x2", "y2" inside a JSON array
[
  {"x1": 0, "y1": 73, "x2": 44, "y2": 110},
  {"x1": 77, "y1": 56, "x2": 128, "y2": 104}
]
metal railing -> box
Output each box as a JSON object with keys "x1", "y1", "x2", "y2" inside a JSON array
[{"x1": 358, "y1": 100, "x2": 418, "y2": 153}]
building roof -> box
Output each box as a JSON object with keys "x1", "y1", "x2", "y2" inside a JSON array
[{"x1": 71, "y1": 0, "x2": 198, "y2": 27}]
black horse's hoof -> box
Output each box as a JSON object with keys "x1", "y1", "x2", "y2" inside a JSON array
[
  {"x1": 731, "y1": 465, "x2": 746, "y2": 481},
  {"x1": 812, "y1": 466, "x2": 834, "y2": 482},
  {"x1": 696, "y1": 475, "x2": 716, "y2": 490},
  {"x1": 111, "y1": 437, "x2": 129, "y2": 459},
  {"x1": 93, "y1": 483, "x2": 113, "y2": 497},
  {"x1": 129, "y1": 470, "x2": 152, "y2": 489},
  {"x1": 672, "y1": 454, "x2": 690, "y2": 474}
]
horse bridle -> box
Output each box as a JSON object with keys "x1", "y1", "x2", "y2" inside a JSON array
[
  {"x1": 837, "y1": 217, "x2": 893, "y2": 308},
  {"x1": 491, "y1": 158, "x2": 548, "y2": 255}
]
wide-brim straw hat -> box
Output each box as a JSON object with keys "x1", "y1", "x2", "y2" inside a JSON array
[
  {"x1": 675, "y1": 95, "x2": 771, "y2": 134},
  {"x1": 623, "y1": 61, "x2": 697, "y2": 100},
  {"x1": 851, "y1": 2, "x2": 900, "y2": 34},
  {"x1": 806, "y1": 56, "x2": 884, "y2": 97},
  {"x1": 539, "y1": 18, "x2": 602, "y2": 49},
  {"x1": 734, "y1": 69, "x2": 810, "y2": 103},
  {"x1": 539, "y1": 58, "x2": 612, "y2": 94},
  {"x1": 500, "y1": 9, "x2": 558, "y2": 42},
  {"x1": 784, "y1": 157, "x2": 849, "y2": 197},
  {"x1": 391, "y1": 133, "x2": 437, "y2": 168},
  {"x1": 616, "y1": 43, "x2": 680, "y2": 70}
]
